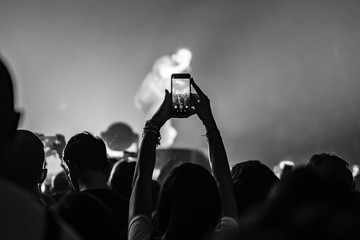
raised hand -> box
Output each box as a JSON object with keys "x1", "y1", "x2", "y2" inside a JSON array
[
  {"x1": 190, "y1": 78, "x2": 216, "y2": 130},
  {"x1": 191, "y1": 77, "x2": 238, "y2": 220},
  {"x1": 150, "y1": 89, "x2": 172, "y2": 128},
  {"x1": 151, "y1": 89, "x2": 195, "y2": 128}
]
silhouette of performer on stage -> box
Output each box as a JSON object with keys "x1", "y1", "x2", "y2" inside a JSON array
[{"x1": 134, "y1": 48, "x2": 192, "y2": 147}]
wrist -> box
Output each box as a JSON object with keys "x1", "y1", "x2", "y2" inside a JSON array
[
  {"x1": 143, "y1": 120, "x2": 162, "y2": 146},
  {"x1": 203, "y1": 118, "x2": 217, "y2": 131},
  {"x1": 145, "y1": 120, "x2": 161, "y2": 131},
  {"x1": 201, "y1": 124, "x2": 221, "y2": 140},
  {"x1": 149, "y1": 117, "x2": 165, "y2": 129}
]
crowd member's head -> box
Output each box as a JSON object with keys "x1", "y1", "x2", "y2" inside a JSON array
[
  {"x1": 62, "y1": 131, "x2": 109, "y2": 191},
  {"x1": 1, "y1": 130, "x2": 46, "y2": 194},
  {"x1": 55, "y1": 192, "x2": 120, "y2": 240},
  {"x1": 108, "y1": 159, "x2": 136, "y2": 200},
  {"x1": 268, "y1": 167, "x2": 350, "y2": 212},
  {"x1": 0, "y1": 56, "x2": 80, "y2": 239},
  {"x1": 231, "y1": 160, "x2": 279, "y2": 218},
  {"x1": 239, "y1": 167, "x2": 359, "y2": 240},
  {"x1": 50, "y1": 170, "x2": 73, "y2": 201},
  {"x1": 156, "y1": 163, "x2": 221, "y2": 240},
  {"x1": 307, "y1": 153, "x2": 354, "y2": 190},
  {"x1": 0, "y1": 58, "x2": 20, "y2": 154}
]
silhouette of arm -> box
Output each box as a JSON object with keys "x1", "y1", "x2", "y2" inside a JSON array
[
  {"x1": 206, "y1": 121, "x2": 238, "y2": 219},
  {"x1": 191, "y1": 78, "x2": 238, "y2": 219},
  {"x1": 129, "y1": 91, "x2": 172, "y2": 223},
  {"x1": 129, "y1": 129, "x2": 157, "y2": 222}
]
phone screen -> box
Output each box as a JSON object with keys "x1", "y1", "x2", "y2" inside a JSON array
[{"x1": 171, "y1": 74, "x2": 191, "y2": 115}]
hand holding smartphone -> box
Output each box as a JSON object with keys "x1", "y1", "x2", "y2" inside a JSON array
[{"x1": 171, "y1": 73, "x2": 191, "y2": 117}]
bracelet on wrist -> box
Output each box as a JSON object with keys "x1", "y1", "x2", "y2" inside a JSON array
[
  {"x1": 202, "y1": 127, "x2": 221, "y2": 139},
  {"x1": 145, "y1": 120, "x2": 161, "y2": 131},
  {"x1": 143, "y1": 120, "x2": 161, "y2": 146}
]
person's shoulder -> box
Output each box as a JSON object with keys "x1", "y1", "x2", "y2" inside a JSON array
[
  {"x1": 0, "y1": 179, "x2": 81, "y2": 240},
  {"x1": 0, "y1": 178, "x2": 44, "y2": 213}
]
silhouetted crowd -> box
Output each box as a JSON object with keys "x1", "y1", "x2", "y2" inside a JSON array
[{"x1": 1, "y1": 56, "x2": 360, "y2": 240}]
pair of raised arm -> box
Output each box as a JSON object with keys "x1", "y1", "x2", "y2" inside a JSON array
[{"x1": 129, "y1": 78, "x2": 238, "y2": 223}]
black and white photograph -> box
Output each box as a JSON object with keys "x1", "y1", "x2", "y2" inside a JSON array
[{"x1": 1, "y1": 1, "x2": 360, "y2": 239}]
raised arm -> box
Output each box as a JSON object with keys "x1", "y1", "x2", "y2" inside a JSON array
[
  {"x1": 129, "y1": 90, "x2": 172, "y2": 222},
  {"x1": 191, "y1": 78, "x2": 238, "y2": 219}
]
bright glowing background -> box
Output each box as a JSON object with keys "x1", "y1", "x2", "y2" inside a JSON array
[{"x1": 1, "y1": 0, "x2": 360, "y2": 167}]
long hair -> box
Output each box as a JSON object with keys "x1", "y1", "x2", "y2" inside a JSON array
[{"x1": 156, "y1": 163, "x2": 221, "y2": 240}]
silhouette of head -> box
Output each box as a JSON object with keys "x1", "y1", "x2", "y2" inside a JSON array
[
  {"x1": 62, "y1": 131, "x2": 108, "y2": 191},
  {"x1": 156, "y1": 163, "x2": 221, "y2": 240},
  {"x1": 51, "y1": 170, "x2": 72, "y2": 201},
  {"x1": 239, "y1": 167, "x2": 359, "y2": 240},
  {"x1": 109, "y1": 160, "x2": 160, "y2": 210},
  {"x1": 1, "y1": 129, "x2": 46, "y2": 192},
  {"x1": 0, "y1": 57, "x2": 20, "y2": 151},
  {"x1": 265, "y1": 166, "x2": 356, "y2": 229},
  {"x1": 108, "y1": 159, "x2": 136, "y2": 200},
  {"x1": 307, "y1": 153, "x2": 354, "y2": 190},
  {"x1": 231, "y1": 160, "x2": 279, "y2": 218}
]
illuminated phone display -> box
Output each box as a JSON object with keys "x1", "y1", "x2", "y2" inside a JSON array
[{"x1": 171, "y1": 74, "x2": 191, "y2": 115}]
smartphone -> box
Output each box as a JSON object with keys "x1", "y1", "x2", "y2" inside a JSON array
[{"x1": 171, "y1": 73, "x2": 191, "y2": 116}]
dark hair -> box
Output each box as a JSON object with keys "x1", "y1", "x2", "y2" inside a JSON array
[
  {"x1": 238, "y1": 167, "x2": 359, "y2": 240},
  {"x1": 307, "y1": 153, "x2": 349, "y2": 169},
  {"x1": 108, "y1": 159, "x2": 136, "y2": 200},
  {"x1": 0, "y1": 58, "x2": 15, "y2": 114},
  {"x1": 264, "y1": 167, "x2": 355, "y2": 224},
  {"x1": 51, "y1": 171, "x2": 72, "y2": 201},
  {"x1": 307, "y1": 153, "x2": 354, "y2": 190},
  {"x1": 156, "y1": 163, "x2": 221, "y2": 240},
  {"x1": 1, "y1": 129, "x2": 45, "y2": 190},
  {"x1": 231, "y1": 160, "x2": 279, "y2": 218},
  {"x1": 63, "y1": 131, "x2": 108, "y2": 171},
  {"x1": 0, "y1": 57, "x2": 19, "y2": 148}
]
